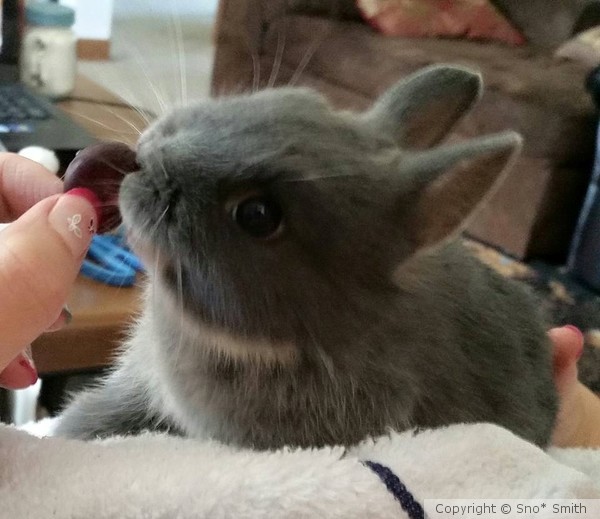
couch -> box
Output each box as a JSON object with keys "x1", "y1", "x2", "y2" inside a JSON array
[{"x1": 211, "y1": 0, "x2": 597, "y2": 261}]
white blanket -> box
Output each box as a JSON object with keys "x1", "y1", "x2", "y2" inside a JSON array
[{"x1": 1, "y1": 421, "x2": 598, "y2": 518}]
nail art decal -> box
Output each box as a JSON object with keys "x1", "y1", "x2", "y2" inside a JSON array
[{"x1": 67, "y1": 213, "x2": 82, "y2": 238}]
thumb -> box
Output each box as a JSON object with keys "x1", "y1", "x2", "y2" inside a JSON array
[{"x1": 0, "y1": 189, "x2": 99, "y2": 369}]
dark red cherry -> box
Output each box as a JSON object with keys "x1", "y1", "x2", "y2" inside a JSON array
[{"x1": 63, "y1": 141, "x2": 138, "y2": 233}]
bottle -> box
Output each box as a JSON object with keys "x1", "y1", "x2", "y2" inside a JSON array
[{"x1": 20, "y1": 2, "x2": 77, "y2": 99}]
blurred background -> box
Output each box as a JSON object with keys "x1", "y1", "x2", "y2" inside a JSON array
[{"x1": 78, "y1": 0, "x2": 218, "y2": 112}]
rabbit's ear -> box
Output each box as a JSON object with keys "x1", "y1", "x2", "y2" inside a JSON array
[
  {"x1": 365, "y1": 65, "x2": 482, "y2": 150},
  {"x1": 399, "y1": 131, "x2": 522, "y2": 250}
]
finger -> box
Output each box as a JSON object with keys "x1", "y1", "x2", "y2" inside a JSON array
[
  {"x1": 548, "y1": 326, "x2": 584, "y2": 394},
  {"x1": 549, "y1": 326, "x2": 583, "y2": 367},
  {"x1": 0, "y1": 190, "x2": 98, "y2": 369},
  {"x1": 0, "y1": 153, "x2": 62, "y2": 221},
  {"x1": 45, "y1": 306, "x2": 73, "y2": 333},
  {"x1": 0, "y1": 348, "x2": 38, "y2": 390}
]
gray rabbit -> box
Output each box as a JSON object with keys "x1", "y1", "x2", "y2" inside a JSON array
[{"x1": 55, "y1": 65, "x2": 558, "y2": 448}]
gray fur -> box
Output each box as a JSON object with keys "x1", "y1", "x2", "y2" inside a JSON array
[{"x1": 56, "y1": 65, "x2": 558, "y2": 448}]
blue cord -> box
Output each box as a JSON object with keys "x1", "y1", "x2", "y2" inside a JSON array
[{"x1": 363, "y1": 461, "x2": 425, "y2": 519}]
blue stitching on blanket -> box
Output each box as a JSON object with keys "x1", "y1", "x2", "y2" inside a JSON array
[{"x1": 363, "y1": 460, "x2": 425, "y2": 519}]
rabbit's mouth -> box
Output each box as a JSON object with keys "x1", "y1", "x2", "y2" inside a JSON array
[{"x1": 118, "y1": 163, "x2": 181, "y2": 254}]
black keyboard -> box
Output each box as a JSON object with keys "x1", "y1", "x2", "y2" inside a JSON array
[{"x1": 0, "y1": 85, "x2": 50, "y2": 121}]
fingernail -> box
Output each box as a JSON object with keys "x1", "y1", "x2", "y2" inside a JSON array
[
  {"x1": 47, "y1": 305, "x2": 73, "y2": 332},
  {"x1": 563, "y1": 325, "x2": 584, "y2": 360},
  {"x1": 62, "y1": 305, "x2": 73, "y2": 325},
  {"x1": 49, "y1": 189, "x2": 99, "y2": 257},
  {"x1": 564, "y1": 325, "x2": 583, "y2": 341},
  {"x1": 64, "y1": 188, "x2": 102, "y2": 229},
  {"x1": 17, "y1": 349, "x2": 38, "y2": 385},
  {"x1": 22, "y1": 344, "x2": 33, "y2": 363}
]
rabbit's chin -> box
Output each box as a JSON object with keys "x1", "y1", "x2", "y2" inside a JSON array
[
  {"x1": 121, "y1": 226, "x2": 158, "y2": 271},
  {"x1": 153, "y1": 276, "x2": 300, "y2": 368}
]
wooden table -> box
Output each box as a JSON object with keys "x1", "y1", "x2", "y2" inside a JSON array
[
  {"x1": 57, "y1": 75, "x2": 150, "y2": 145},
  {"x1": 31, "y1": 76, "x2": 148, "y2": 376}
]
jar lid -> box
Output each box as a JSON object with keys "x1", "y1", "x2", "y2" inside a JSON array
[{"x1": 25, "y1": 2, "x2": 75, "y2": 27}]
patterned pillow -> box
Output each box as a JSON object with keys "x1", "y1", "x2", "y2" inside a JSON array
[{"x1": 357, "y1": 0, "x2": 526, "y2": 45}]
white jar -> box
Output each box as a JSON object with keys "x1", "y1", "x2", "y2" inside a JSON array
[{"x1": 20, "y1": 2, "x2": 77, "y2": 99}]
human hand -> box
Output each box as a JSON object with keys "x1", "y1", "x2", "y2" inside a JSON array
[
  {"x1": 0, "y1": 153, "x2": 98, "y2": 389},
  {"x1": 550, "y1": 325, "x2": 600, "y2": 448}
]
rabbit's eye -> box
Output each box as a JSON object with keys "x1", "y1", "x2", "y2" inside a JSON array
[{"x1": 232, "y1": 196, "x2": 283, "y2": 238}]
